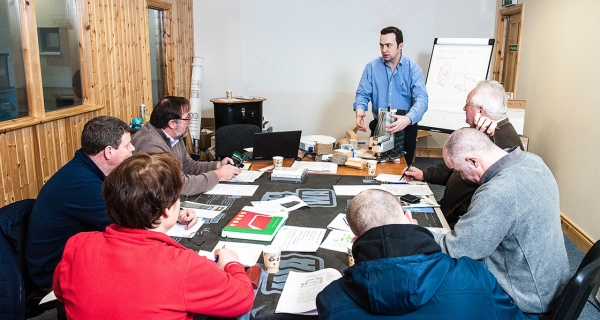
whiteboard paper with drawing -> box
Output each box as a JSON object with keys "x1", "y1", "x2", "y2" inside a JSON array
[{"x1": 420, "y1": 38, "x2": 495, "y2": 132}]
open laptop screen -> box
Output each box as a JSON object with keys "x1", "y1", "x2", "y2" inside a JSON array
[{"x1": 252, "y1": 130, "x2": 302, "y2": 160}]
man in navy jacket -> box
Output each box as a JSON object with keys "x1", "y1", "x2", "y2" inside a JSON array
[{"x1": 316, "y1": 189, "x2": 530, "y2": 320}]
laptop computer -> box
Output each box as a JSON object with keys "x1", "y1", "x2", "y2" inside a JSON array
[{"x1": 251, "y1": 130, "x2": 302, "y2": 160}]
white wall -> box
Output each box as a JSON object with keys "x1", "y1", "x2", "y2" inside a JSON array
[
  {"x1": 513, "y1": 0, "x2": 600, "y2": 241},
  {"x1": 194, "y1": 0, "x2": 496, "y2": 139}
]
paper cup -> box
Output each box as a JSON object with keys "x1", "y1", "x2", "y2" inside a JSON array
[
  {"x1": 263, "y1": 245, "x2": 281, "y2": 273},
  {"x1": 272, "y1": 156, "x2": 283, "y2": 168},
  {"x1": 366, "y1": 160, "x2": 377, "y2": 175},
  {"x1": 347, "y1": 243, "x2": 355, "y2": 267},
  {"x1": 226, "y1": 90, "x2": 232, "y2": 99}
]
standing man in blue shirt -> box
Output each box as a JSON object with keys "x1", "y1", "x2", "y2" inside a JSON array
[{"x1": 353, "y1": 26, "x2": 428, "y2": 165}]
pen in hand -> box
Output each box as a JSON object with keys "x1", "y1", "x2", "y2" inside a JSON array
[
  {"x1": 400, "y1": 165, "x2": 413, "y2": 181},
  {"x1": 214, "y1": 244, "x2": 226, "y2": 263}
]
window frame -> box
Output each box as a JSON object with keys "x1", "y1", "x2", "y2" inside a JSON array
[{"x1": 0, "y1": 0, "x2": 103, "y2": 134}]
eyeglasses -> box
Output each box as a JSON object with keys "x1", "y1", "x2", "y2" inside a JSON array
[{"x1": 173, "y1": 115, "x2": 193, "y2": 122}]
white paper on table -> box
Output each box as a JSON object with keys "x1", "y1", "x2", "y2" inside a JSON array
[
  {"x1": 200, "y1": 241, "x2": 265, "y2": 267},
  {"x1": 180, "y1": 201, "x2": 227, "y2": 219},
  {"x1": 205, "y1": 184, "x2": 259, "y2": 196},
  {"x1": 375, "y1": 174, "x2": 407, "y2": 183},
  {"x1": 229, "y1": 170, "x2": 263, "y2": 182},
  {"x1": 166, "y1": 219, "x2": 204, "y2": 238},
  {"x1": 40, "y1": 291, "x2": 56, "y2": 305},
  {"x1": 291, "y1": 161, "x2": 338, "y2": 173},
  {"x1": 382, "y1": 184, "x2": 434, "y2": 196},
  {"x1": 251, "y1": 195, "x2": 309, "y2": 212},
  {"x1": 333, "y1": 185, "x2": 385, "y2": 196},
  {"x1": 275, "y1": 269, "x2": 342, "y2": 315},
  {"x1": 319, "y1": 230, "x2": 355, "y2": 253},
  {"x1": 326, "y1": 213, "x2": 352, "y2": 233},
  {"x1": 271, "y1": 226, "x2": 326, "y2": 252}
]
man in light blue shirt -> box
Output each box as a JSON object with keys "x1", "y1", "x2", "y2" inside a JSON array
[{"x1": 353, "y1": 26, "x2": 428, "y2": 165}]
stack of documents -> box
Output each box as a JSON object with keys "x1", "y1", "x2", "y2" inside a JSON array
[
  {"x1": 291, "y1": 161, "x2": 337, "y2": 173},
  {"x1": 271, "y1": 167, "x2": 308, "y2": 183}
]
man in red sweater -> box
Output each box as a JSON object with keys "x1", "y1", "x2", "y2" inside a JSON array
[{"x1": 53, "y1": 153, "x2": 254, "y2": 319}]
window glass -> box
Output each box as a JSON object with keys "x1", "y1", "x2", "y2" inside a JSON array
[
  {"x1": 148, "y1": 8, "x2": 165, "y2": 105},
  {"x1": 36, "y1": 0, "x2": 82, "y2": 111},
  {"x1": 0, "y1": 0, "x2": 29, "y2": 121}
]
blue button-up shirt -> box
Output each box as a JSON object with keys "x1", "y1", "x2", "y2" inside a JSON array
[{"x1": 353, "y1": 55, "x2": 428, "y2": 124}]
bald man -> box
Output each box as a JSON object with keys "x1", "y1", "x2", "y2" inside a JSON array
[
  {"x1": 434, "y1": 128, "x2": 569, "y2": 315},
  {"x1": 402, "y1": 80, "x2": 523, "y2": 227},
  {"x1": 316, "y1": 189, "x2": 527, "y2": 319}
]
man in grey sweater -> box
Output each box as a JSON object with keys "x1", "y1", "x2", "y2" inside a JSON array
[
  {"x1": 436, "y1": 128, "x2": 570, "y2": 315},
  {"x1": 132, "y1": 96, "x2": 240, "y2": 195}
]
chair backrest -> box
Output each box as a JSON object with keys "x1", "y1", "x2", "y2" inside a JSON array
[
  {"x1": 215, "y1": 124, "x2": 261, "y2": 160},
  {"x1": 551, "y1": 240, "x2": 600, "y2": 320},
  {"x1": 0, "y1": 199, "x2": 36, "y2": 319}
]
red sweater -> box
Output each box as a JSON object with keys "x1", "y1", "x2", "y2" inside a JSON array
[{"x1": 53, "y1": 224, "x2": 254, "y2": 319}]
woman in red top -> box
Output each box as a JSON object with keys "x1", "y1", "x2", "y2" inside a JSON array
[{"x1": 53, "y1": 152, "x2": 254, "y2": 319}]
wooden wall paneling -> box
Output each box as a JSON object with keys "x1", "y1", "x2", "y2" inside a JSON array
[
  {"x1": 1, "y1": 132, "x2": 16, "y2": 204},
  {"x1": 15, "y1": 127, "x2": 38, "y2": 198},
  {"x1": 0, "y1": 133, "x2": 13, "y2": 205},
  {"x1": 6, "y1": 131, "x2": 22, "y2": 201}
]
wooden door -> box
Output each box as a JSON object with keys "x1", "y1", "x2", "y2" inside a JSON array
[{"x1": 493, "y1": 4, "x2": 524, "y2": 97}]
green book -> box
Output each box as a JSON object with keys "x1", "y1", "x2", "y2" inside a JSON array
[{"x1": 221, "y1": 206, "x2": 288, "y2": 241}]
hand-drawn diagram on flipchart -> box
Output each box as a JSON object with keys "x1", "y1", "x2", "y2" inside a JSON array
[{"x1": 420, "y1": 38, "x2": 495, "y2": 132}]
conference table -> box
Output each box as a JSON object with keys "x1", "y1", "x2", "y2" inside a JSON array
[{"x1": 179, "y1": 157, "x2": 449, "y2": 320}]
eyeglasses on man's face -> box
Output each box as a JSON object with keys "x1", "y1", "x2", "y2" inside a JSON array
[{"x1": 173, "y1": 114, "x2": 193, "y2": 122}]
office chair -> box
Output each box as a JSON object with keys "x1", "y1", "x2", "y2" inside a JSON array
[
  {"x1": 0, "y1": 199, "x2": 56, "y2": 319},
  {"x1": 215, "y1": 124, "x2": 261, "y2": 160},
  {"x1": 550, "y1": 239, "x2": 600, "y2": 320}
]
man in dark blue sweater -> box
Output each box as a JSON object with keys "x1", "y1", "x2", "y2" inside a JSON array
[{"x1": 26, "y1": 116, "x2": 135, "y2": 290}]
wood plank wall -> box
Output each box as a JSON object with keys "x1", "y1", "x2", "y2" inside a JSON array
[{"x1": 0, "y1": 0, "x2": 194, "y2": 206}]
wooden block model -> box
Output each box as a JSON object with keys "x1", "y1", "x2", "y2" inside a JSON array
[
  {"x1": 314, "y1": 142, "x2": 333, "y2": 155},
  {"x1": 345, "y1": 158, "x2": 366, "y2": 170}
]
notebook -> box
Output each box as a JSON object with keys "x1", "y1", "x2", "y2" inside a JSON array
[{"x1": 252, "y1": 130, "x2": 302, "y2": 160}]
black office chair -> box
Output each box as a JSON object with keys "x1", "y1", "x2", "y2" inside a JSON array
[
  {"x1": 0, "y1": 199, "x2": 56, "y2": 319},
  {"x1": 215, "y1": 124, "x2": 261, "y2": 160},
  {"x1": 549, "y1": 239, "x2": 600, "y2": 320}
]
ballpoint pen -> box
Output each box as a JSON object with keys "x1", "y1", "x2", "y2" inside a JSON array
[
  {"x1": 214, "y1": 244, "x2": 226, "y2": 263},
  {"x1": 400, "y1": 165, "x2": 413, "y2": 181}
]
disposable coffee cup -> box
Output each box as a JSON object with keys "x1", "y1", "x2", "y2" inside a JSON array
[
  {"x1": 272, "y1": 156, "x2": 283, "y2": 168},
  {"x1": 350, "y1": 139, "x2": 358, "y2": 151},
  {"x1": 263, "y1": 245, "x2": 281, "y2": 274},
  {"x1": 347, "y1": 243, "x2": 355, "y2": 267},
  {"x1": 226, "y1": 90, "x2": 232, "y2": 99},
  {"x1": 367, "y1": 160, "x2": 377, "y2": 175}
]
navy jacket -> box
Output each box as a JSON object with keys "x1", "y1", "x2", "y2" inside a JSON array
[
  {"x1": 26, "y1": 150, "x2": 112, "y2": 288},
  {"x1": 316, "y1": 224, "x2": 529, "y2": 319}
]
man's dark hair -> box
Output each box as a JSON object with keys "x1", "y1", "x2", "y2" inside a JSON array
[
  {"x1": 103, "y1": 152, "x2": 183, "y2": 229},
  {"x1": 149, "y1": 96, "x2": 191, "y2": 129},
  {"x1": 81, "y1": 116, "x2": 130, "y2": 156},
  {"x1": 381, "y1": 26, "x2": 403, "y2": 46}
]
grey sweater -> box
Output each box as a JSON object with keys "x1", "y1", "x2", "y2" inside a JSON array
[
  {"x1": 434, "y1": 148, "x2": 570, "y2": 314},
  {"x1": 131, "y1": 122, "x2": 219, "y2": 195}
]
